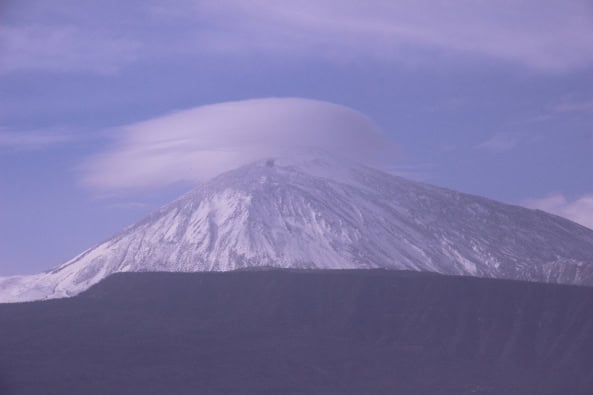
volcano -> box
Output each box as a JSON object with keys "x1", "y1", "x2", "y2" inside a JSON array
[{"x1": 1, "y1": 156, "x2": 593, "y2": 302}]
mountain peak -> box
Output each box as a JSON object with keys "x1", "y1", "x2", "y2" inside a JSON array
[{"x1": 1, "y1": 157, "x2": 593, "y2": 302}]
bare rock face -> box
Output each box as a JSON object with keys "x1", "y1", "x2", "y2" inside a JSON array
[{"x1": 1, "y1": 156, "x2": 593, "y2": 302}]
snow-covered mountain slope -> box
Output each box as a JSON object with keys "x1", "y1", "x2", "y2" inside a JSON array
[{"x1": 2, "y1": 156, "x2": 593, "y2": 302}]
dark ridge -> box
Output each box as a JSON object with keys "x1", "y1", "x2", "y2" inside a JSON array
[{"x1": 1, "y1": 270, "x2": 593, "y2": 394}]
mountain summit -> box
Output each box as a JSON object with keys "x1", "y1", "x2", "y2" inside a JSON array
[{"x1": 2, "y1": 156, "x2": 593, "y2": 302}]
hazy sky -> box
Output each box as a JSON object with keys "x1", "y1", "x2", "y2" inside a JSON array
[{"x1": 1, "y1": 0, "x2": 592, "y2": 275}]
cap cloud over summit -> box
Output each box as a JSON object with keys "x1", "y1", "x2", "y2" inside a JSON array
[{"x1": 82, "y1": 98, "x2": 396, "y2": 192}]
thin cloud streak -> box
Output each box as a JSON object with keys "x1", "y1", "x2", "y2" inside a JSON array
[
  {"x1": 552, "y1": 99, "x2": 593, "y2": 114},
  {"x1": 0, "y1": 25, "x2": 140, "y2": 74},
  {"x1": 478, "y1": 134, "x2": 521, "y2": 153},
  {"x1": 106, "y1": 201, "x2": 151, "y2": 210},
  {"x1": 0, "y1": 129, "x2": 77, "y2": 150}
]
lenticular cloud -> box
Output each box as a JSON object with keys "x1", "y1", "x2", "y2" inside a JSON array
[{"x1": 82, "y1": 98, "x2": 395, "y2": 191}]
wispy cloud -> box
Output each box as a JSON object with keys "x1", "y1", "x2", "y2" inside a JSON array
[
  {"x1": 2, "y1": 0, "x2": 592, "y2": 74},
  {"x1": 552, "y1": 99, "x2": 593, "y2": 114},
  {"x1": 106, "y1": 201, "x2": 151, "y2": 210},
  {"x1": 522, "y1": 194, "x2": 593, "y2": 230},
  {"x1": 192, "y1": 0, "x2": 593, "y2": 72},
  {"x1": 477, "y1": 134, "x2": 521, "y2": 153},
  {"x1": 0, "y1": 25, "x2": 140, "y2": 74},
  {"x1": 525, "y1": 97, "x2": 593, "y2": 124},
  {"x1": 81, "y1": 98, "x2": 396, "y2": 192},
  {"x1": 389, "y1": 162, "x2": 434, "y2": 181},
  {"x1": 0, "y1": 129, "x2": 76, "y2": 150}
]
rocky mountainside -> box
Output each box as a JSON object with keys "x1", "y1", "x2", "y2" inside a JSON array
[{"x1": 1, "y1": 156, "x2": 592, "y2": 302}]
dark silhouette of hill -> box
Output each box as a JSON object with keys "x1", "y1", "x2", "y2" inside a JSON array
[{"x1": 1, "y1": 269, "x2": 593, "y2": 394}]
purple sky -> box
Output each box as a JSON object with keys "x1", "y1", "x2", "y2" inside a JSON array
[{"x1": 1, "y1": 0, "x2": 592, "y2": 275}]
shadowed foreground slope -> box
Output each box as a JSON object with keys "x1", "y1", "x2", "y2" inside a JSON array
[{"x1": 1, "y1": 270, "x2": 593, "y2": 394}]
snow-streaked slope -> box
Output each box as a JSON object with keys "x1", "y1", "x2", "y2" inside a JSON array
[{"x1": 2, "y1": 156, "x2": 593, "y2": 302}]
